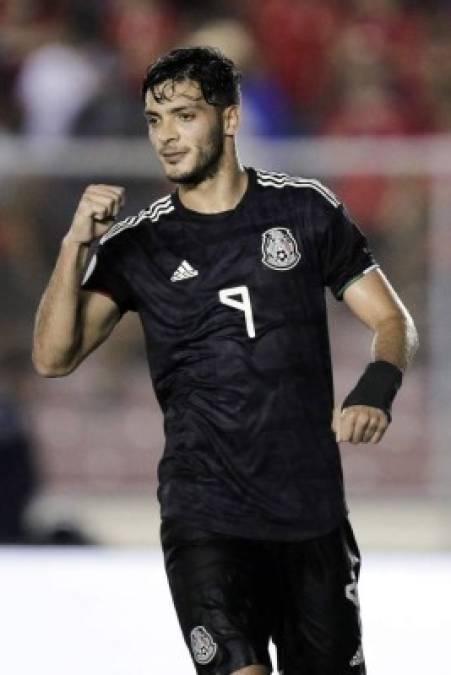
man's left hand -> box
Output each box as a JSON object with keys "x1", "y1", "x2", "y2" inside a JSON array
[{"x1": 332, "y1": 405, "x2": 389, "y2": 444}]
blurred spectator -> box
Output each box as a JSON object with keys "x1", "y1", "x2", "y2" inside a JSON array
[
  {"x1": 322, "y1": 7, "x2": 433, "y2": 135},
  {"x1": 74, "y1": 0, "x2": 184, "y2": 136},
  {"x1": 0, "y1": 391, "x2": 37, "y2": 543},
  {"x1": 322, "y1": 86, "x2": 416, "y2": 136},
  {"x1": 16, "y1": 42, "x2": 103, "y2": 136},
  {"x1": 0, "y1": 178, "x2": 50, "y2": 357},
  {"x1": 106, "y1": 0, "x2": 182, "y2": 91},
  {"x1": 0, "y1": 0, "x2": 450, "y2": 136},
  {"x1": 247, "y1": 0, "x2": 342, "y2": 124},
  {"x1": 346, "y1": 0, "x2": 429, "y2": 94},
  {"x1": 420, "y1": 22, "x2": 451, "y2": 132},
  {"x1": 182, "y1": 18, "x2": 299, "y2": 135},
  {"x1": 317, "y1": 1, "x2": 433, "y2": 236},
  {"x1": 0, "y1": 340, "x2": 98, "y2": 546},
  {"x1": 13, "y1": 1, "x2": 113, "y2": 136}
]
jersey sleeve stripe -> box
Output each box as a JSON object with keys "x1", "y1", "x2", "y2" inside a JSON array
[
  {"x1": 81, "y1": 253, "x2": 97, "y2": 285},
  {"x1": 257, "y1": 169, "x2": 289, "y2": 179},
  {"x1": 99, "y1": 195, "x2": 173, "y2": 245},
  {"x1": 257, "y1": 176, "x2": 340, "y2": 208},
  {"x1": 256, "y1": 170, "x2": 340, "y2": 208},
  {"x1": 150, "y1": 202, "x2": 174, "y2": 222}
]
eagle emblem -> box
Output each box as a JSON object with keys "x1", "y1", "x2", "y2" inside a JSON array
[
  {"x1": 261, "y1": 227, "x2": 301, "y2": 270},
  {"x1": 190, "y1": 625, "x2": 217, "y2": 665}
]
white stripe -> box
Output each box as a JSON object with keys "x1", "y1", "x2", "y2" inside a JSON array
[
  {"x1": 140, "y1": 194, "x2": 173, "y2": 219},
  {"x1": 100, "y1": 195, "x2": 172, "y2": 244},
  {"x1": 100, "y1": 214, "x2": 137, "y2": 243},
  {"x1": 257, "y1": 175, "x2": 340, "y2": 208},
  {"x1": 105, "y1": 194, "x2": 171, "y2": 239},
  {"x1": 102, "y1": 195, "x2": 171, "y2": 242},
  {"x1": 149, "y1": 203, "x2": 174, "y2": 222},
  {"x1": 100, "y1": 199, "x2": 173, "y2": 244},
  {"x1": 137, "y1": 198, "x2": 173, "y2": 226},
  {"x1": 142, "y1": 194, "x2": 172, "y2": 218},
  {"x1": 362, "y1": 263, "x2": 379, "y2": 276},
  {"x1": 258, "y1": 177, "x2": 340, "y2": 207},
  {"x1": 81, "y1": 253, "x2": 97, "y2": 286},
  {"x1": 259, "y1": 172, "x2": 340, "y2": 205},
  {"x1": 256, "y1": 171, "x2": 340, "y2": 207},
  {"x1": 257, "y1": 169, "x2": 289, "y2": 180},
  {"x1": 181, "y1": 260, "x2": 194, "y2": 272}
]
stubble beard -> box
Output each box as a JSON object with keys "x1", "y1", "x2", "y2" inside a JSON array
[{"x1": 166, "y1": 120, "x2": 224, "y2": 187}]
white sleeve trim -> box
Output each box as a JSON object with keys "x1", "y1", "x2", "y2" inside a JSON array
[{"x1": 81, "y1": 253, "x2": 97, "y2": 286}]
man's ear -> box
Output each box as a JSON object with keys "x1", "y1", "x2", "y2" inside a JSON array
[{"x1": 223, "y1": 105, "x2": 240, "y2": 136}]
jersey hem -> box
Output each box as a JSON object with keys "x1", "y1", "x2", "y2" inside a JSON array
[{"x1": 159, "y1": 504, "x2": 348, "y2": 543}]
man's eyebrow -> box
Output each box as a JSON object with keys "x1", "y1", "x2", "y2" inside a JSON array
[{"x1": 143, "y1": 104, "x2": 201, "y2": 118}]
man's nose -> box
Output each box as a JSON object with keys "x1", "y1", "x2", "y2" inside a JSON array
[{"x1": 158, "y1": 118, "x2": 179, "y2": 145}]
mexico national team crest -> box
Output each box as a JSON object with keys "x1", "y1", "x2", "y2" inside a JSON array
[
  {"x1": 190, "y1": 625, "x2": 218, "y2": 665},
  {"x1": 261, "y1": 227, "x2": 301, "y2": 270}
]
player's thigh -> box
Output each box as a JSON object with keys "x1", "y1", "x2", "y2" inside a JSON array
[
  {"x1": 160, "y1": 517, "x2": 275, "y2": 675},
  {"x1": 277, "y1": 518, "x2": 366, "y2": 675}
]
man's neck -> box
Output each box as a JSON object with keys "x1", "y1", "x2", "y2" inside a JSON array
[{"x1": 177, "y1": 161, "x2": 248, "y2": 214}]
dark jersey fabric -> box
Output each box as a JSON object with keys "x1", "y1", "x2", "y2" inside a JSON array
[{"x1": 80, "y1": 167, "x2": 378, "y2": 540}]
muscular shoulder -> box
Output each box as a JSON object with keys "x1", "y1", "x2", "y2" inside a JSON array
[
  {"x1": 255, "y1": 168, "x2": 341, "y2": 214},
  {"x1": 99, "y1": 193, "x2": 175, "y2": 248}
]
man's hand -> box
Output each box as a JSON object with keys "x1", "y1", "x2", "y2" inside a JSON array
[
  {"x1": 64, "y1": 184, "x2": 125, "y2": 245},
  {"x1": 332, "y1": 405, "x2": 389, "y2": 444}
]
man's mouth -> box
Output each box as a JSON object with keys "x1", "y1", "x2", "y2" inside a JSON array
[{"x1": 161, "y1": 151, "x2": 188, "y2": 162}]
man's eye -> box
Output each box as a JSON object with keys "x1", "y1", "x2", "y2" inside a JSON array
[{"x1": 179, "y1": 113, "x2": 194, "y2": 121}]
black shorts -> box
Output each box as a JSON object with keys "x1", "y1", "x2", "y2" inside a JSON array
[{"x1": 160, "y1": 516, "x2": 366, "y2": 675}]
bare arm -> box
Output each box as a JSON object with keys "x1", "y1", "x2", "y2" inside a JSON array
[
  {"x1": 32, "y1": 184, "x2": 125, "y2": 377},
  {"x1": 342, "y1": 267, "x2": 418, "y2": 372},
  {"x1": 332, "y1": 268, "x2": 419, "y2": 443}
]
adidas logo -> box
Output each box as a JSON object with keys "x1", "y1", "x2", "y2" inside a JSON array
[
  {"x1": 170, "y1": 260, "x2": 199, "y2": 282},
  {"x1": 349, "y1": 646, "x2": 364, "y2": 667}
]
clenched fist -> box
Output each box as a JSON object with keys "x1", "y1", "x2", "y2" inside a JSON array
[
  {"x1": 64, "y1": 184, "x2": 125, "y2": 245},
  {"x1": 332, "y1": 405, "x2": 389, "y2": 444}
]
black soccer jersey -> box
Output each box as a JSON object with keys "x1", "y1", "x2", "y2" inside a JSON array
[{"x1": 81, "y1": 167, "x2": 378, "y2": 540}]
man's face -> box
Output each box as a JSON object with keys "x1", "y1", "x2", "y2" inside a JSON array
[{"x1": 144, "y1": 78, "x2": 225, "y2": 185}]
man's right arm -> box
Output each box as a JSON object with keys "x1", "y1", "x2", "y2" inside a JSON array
[{"x1": 32, "y1": 184, "x2": 125, "y2": 377}]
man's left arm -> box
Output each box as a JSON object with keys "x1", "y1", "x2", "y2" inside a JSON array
[{"x1": 332, "y1": 267, "x2": 419, "y2": 444}]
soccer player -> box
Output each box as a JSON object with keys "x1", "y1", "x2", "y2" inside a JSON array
[{"x1": 33, "y1": 47, "x2": 418, "y2": 675}]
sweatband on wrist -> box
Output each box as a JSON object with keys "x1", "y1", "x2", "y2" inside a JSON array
[{"x1": 341, "y1": 360, "x2": 403, "y2": 422}]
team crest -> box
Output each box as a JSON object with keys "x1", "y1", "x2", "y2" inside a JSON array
[
  {"x1": 261, "y1": 227, "x2": 301, "y2": 270},
  {"x1": 190, "y1": 626, "x2": 217, "y2": 665}
]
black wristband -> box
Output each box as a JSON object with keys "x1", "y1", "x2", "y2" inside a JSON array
[{"x1": 341, "y1": 360, "x2": 403, "y2": 422}]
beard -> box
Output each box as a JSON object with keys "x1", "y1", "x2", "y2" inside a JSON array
[{"x1": 165, "y1": 118, "x2": 224, "y2": 187}]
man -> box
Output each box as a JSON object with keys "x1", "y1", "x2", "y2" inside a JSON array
[{"x1": 33, "y1": 47, "x2": 418, "y2": 675}]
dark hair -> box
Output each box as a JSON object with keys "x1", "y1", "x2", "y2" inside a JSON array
[{"x1": 141, "y1": 46, "x2": 241, "y2": 108}]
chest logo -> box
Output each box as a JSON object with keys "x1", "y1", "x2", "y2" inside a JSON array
[
  {"x1": 261, "y1": 227, "x2": 301, "y2": 270},
  {"x1": 170, "y1": 259, "x2": 198, "y2": 282}
]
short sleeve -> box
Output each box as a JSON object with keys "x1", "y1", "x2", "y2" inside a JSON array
[
  {"x1": 320, "y1": 203, "x2": 379, "y2": 301},
  {"x1": 80, "y1": 239, "x2": 136, "y2": 315}
]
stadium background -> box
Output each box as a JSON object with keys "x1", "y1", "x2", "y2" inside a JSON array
[{"x1": 0, "y1": 1, "x2": 450, "y2": 673}]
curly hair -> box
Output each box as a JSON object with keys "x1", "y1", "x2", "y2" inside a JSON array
[{"x1": 141, "y1": 46, "x2": 241, "y2": 108}]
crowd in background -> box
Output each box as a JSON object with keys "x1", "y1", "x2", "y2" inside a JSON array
[
  {"x1": 1, "y1": 0, "x2": 451, "y2": 137},
  {"x1": 0, "y1": 1, "x2": 442, "y2": 535},
  {"x1": 0, "y1": 0, "x2": 436, "y2": 349}
]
